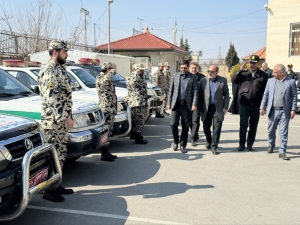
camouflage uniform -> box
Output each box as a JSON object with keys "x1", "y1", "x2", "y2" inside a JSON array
[
  {"x1": 38, "y1": 46, "x2": 72, "y2": 168},
  {"x1": 152, "y1": 63, "x2": 166, "y2": 115},
  {"x1": 96, "y1": 62, "x2": 117, "y2": 137},
  {"x1": 126, "y1": 70, "x2": 147, "y2": 133},
  {"x1": 163, "y1": 62, "x2": 171, "y2": 111}
]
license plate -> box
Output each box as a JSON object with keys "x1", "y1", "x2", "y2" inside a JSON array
[
  {"x1": 101, "y1": 133, "x2": 108, "y2": 144},
  {"x1": 29, "y1": 168, "x2": 49, "y2": 188}
]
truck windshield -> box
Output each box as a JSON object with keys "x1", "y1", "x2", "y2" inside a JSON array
[
  {"x1": 0, "y1": 69, "x2": 33, "y2": 95},
  {"x1": 70, "y1": 69, "x2": 96, "y2": 88},
  {"x1": 30, "y1": 69, "x2": 40, "y2": 77}
]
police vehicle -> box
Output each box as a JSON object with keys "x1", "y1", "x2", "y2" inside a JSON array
[
  {"x1": 0, "y1": 113, "x2": 61, "y2": 221},
  {"x1": 0, "y1": 65, "x2": 109, "y2": 162}
]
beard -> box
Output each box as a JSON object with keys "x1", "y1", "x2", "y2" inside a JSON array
[{"x1": 57, "y1": 54, "x2": 67, "y2": 65}]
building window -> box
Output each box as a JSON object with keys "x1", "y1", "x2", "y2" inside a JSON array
[{"x1": 290, "y1": 23, "x2": 300, "y2": 56}]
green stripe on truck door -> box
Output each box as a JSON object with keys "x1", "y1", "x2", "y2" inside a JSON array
[{"x1": 0, "y1": 110, "x2": 41, "y2": 120}]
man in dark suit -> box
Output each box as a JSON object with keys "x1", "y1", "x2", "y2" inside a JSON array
[
  {"x1": 260, "y1": 64, "x2": 297, "y2": 160},
  {"x1": 167, "y1": 60, "x2": 198, "y2": 153},
  {"x1": 199, "y1": 65, "x2": 230, "y2": 155},
  {"x1": 189, "y1": 61, "x2": 205, "y2": 146},
  {"x1": 231, "y1": 55, "x2": 268, "y2": 151}
]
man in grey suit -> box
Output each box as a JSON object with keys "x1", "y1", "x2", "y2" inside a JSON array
[
  {"x1": 199, "y1": 65, "x2": 229, "y2": 155},
  {"x1": 260, "y1": 64, "x2": 297, "y2": 160},
  {"x1": 167, "y1": 60, "x2": 198, "y2": 153}
]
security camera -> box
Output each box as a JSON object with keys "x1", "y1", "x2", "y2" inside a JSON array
[{"x1": 264, "y1": 4, "x2": 269, "y2": 10}]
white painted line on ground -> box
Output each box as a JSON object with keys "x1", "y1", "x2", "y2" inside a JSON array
[{"x1": 28, "y1": 205, "x2": 189, "y2": 225}]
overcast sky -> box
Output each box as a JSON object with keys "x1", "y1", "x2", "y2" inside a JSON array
[{"x1": 0, "y1": 0, "x2": 268, "y2": 61}]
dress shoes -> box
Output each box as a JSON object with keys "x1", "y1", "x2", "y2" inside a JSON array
[
  {"x1": 247, "y1": 146, "x2": 255, "y2": 151},
  {"x1": 238, "y1": 146, "x2": 245, "y2": 151},
  {"x1": 173, "y1": 143, "x2": 178, "y2": 151},
  {"x1": 206, "y1": 143, "x2": 211, "y2": 149},
  {"x1": 191, "y1": 139, "x2": 197, "y2": 146},
  {"x1": 267, "y1": 146, "x2": 274, "y2": 154},
  {"x1": 181, "y1": 145, "x2": 187, "y2": 153},
  {"x1": 211, "y1": 148, "x2": 219, "y2": 155},
  {"x1": 279, "y1": 153, "x2": 289, "y2": 160}
]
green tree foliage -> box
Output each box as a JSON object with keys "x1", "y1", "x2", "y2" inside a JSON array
[
  {"x1": 179, "y1": 37, "x2": 184, "y2": 48},
  {"x1": 225, "y1": 43, "x2": 240, "y2": 72},
  {"x1": 184, "y1": 38, "x2": 190, "y2": 52}
]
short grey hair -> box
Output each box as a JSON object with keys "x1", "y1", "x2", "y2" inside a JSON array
[{"x1": 262, "y1": 62, "x2": 268, "y2": 67}]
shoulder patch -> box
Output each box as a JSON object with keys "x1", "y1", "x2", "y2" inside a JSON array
[{"x1": 48, "y1": 82, "x2": 54, "y2": 90}]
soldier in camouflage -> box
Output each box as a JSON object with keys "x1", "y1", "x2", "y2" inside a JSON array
[
  {"x1": 152, "y1": 62, "x2": 166, "y2": 118},
  {"x1": 96, "y1": 62, "x2": 118, "y2": 162},
  {"x1": 126, "y1": 64, "x2": 148, "y2": 144},
  {"x1": 38, "y1": 40, "x2": 74, "y2": 202},
  {"x1": 163, "y1": 62, "x2": 171, "y2": 116}
]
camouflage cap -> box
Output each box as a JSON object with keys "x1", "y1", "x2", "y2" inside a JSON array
[
  {"x1": 158, "y1": 62, "x2": 164, "y2": 67},
  {"x1": 164, "y1": 62, "x2": 170, "y2": 66},
  {"x1": 287, "y1": 64, "x2": 293, "y2": 67},
  {"x1": 102, "y1": 62, "x2": 113, "y2": 70},
  {"x1": 133, "y1": 63, "x2": 146, "y2": 70},
  {"x1": 48, "y1": 40, "x2": 69, "y2": 50}
]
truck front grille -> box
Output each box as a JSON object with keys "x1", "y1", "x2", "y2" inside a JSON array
[
  {"x1": 5, "y1": 133, "x2": 42, "y2": 159},
  {"x1": 87, "y1": 110, "x2": 103, "y2": 125}
]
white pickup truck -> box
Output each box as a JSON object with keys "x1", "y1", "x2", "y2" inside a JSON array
[
  {"x1": 0, "y1": 114, "x2": 61, "y2": 221},
  {"x1": 1, "y1": 66, "x2": 131, "y2": 138},
  {"x1": 0, "y1": 69, "x2": 109, "y2": 162}
]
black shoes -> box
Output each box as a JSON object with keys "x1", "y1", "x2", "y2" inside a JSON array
[
  {"x1": 173, "y1": 143, "x2": 178, "y2": 151},
  {"x1": 238, "y1": 146, "x2": 245, "y2": 151},
  {"x1": 43, "y1": 185, "x2": 74, "y2": 202},
  {"x1": 181, "y1": 145, "x2": 187, "y2": 153},
  {"x1": 267, "y1": 146, "x2": 274, "y2": 154},
  {"x1": 206, "y1": 143, "x2": 211, "y2": 149},
  {"x1": 279, "y1": 153, "x2": 289, "y2": 160},
  {"x1": 135, "y1": 132, "x2": 148, "y2": 144},
  {"x1": 247, "y1": 146, "x2": 255, "y2": 151},
  {"x1": 163, "y1": 110, "x2": 170, "y2": 116},
  {"x1": 130, "y1": 130, "x2": 137, "y2": 139},
  {"x1": 101, "y1": 147, "x2": 115, "y2": 162},
  {"x1": 211, "y1": 148, "x2": 219, "y2": 155},
  {"x1": 155, "y1": 112, "x2": 165, "y2": 118}
]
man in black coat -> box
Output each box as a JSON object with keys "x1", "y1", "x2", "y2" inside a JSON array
[
  {"x1": 189, "y1": 61, "x2": 205, "y2": 146},
  {"x1": 168, "y1": 60, "x2": 198, "y2": 153},
  {"x1": 231, "y1": 55, "x2": 268, "y2": 151}
]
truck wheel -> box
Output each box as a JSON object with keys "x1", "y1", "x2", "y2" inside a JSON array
[{"x1": 66, "y1": 156, "x2": 81, "y2": 163}]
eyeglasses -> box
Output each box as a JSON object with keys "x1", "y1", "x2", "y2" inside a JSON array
[
  {"x1": 207, "y1": 70, "x2": 216, "y2": 73},
  {"x1": 180, "y1": 67, "x2": 187, "y2": 69}
]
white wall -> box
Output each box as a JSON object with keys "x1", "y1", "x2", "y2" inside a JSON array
[{"x1": 266, "y1": 0, "x2": 300, "y2": 71}]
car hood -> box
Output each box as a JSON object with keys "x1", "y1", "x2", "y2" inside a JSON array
[{"x1": 73, "y1": 87, "x2": 128, "y2": 102}]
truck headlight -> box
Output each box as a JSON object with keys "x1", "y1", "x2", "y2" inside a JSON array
[
  {"x1": 73, "y1": 113, "x2": 90, "y2": 128},
  {"x1": 0, "y1": 146, "x2": 12, "y2": 163}
]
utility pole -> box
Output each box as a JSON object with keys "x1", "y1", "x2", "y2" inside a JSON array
[
  {"x1": 108, "y1": 0, "x2": 113, "y2": 54},
  {"x1": 80, "y1": 8, "x2": 89, "y2": 51},
  {"x1": 181, "y1": 25, "x2": 184, "y2": 38},
  {"x1": 137, "y1": 17, "x2": 144, "y2": 32},
  {"x1": 173, "y1": 19, "x2": 177, "y2": 46},
  {"x1": 94, "y1": 23, "x2": 96, "y2": 47}
]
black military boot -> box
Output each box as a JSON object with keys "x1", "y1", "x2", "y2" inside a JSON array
[
  {"x1": 155, "y1": 111, "x2": 164, "y2": 118},
  {"x1": 163, "y1": 110, "x2": 170, "y2": 116},
  {"x1": 100, "y1": 146, "x2": 115, "y2": 162},
  {"x1": 130, "y1": 130, "x2": 137, "y2": 139},
  {"x1": 135, "y1": 133, "x2": 148, "y2": 144}
]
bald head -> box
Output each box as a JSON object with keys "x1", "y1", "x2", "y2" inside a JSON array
[{"x1": 273, "y1": 64, "x2": 286, "y2": 80}]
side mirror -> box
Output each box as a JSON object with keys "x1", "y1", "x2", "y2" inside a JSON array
[
  {"x1": 71, "y1": 81, "x2": 80, "y2": 90},
  {"x1": 33, "y1": 86, "x2": 40, "y2": 94}
]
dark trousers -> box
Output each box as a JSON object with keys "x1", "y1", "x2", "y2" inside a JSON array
[
  {"x1": 170, "y1": 102, "x2": 192, "y2": 147},
  {"x1": 190, "y1": 109, "x2": 201, "y2": 140},
  {"x1": 239, "y1": 104, "x2": 260, "y2": 147},
  {"x1": 203, "y1": 105, "x2": 223, "y2": 148}
]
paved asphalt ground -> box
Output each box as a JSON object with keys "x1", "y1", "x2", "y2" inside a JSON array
[{"x1": 4, "y1": 111, "x2": 300, "y2": 225}]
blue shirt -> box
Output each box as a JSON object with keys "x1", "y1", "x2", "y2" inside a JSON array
[
  {"x1": 209, "y1": 77, "x2": 218, "y2": 104},
  {"x1": 177, "y1": 74, "x2": 188, "y2": 101}
]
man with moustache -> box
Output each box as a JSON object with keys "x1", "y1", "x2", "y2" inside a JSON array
[
  {"x1": 232, "y1": 55, "x2": 268, "y2": 151},
  {"x1": 189, "y1": 61, "x2": 205, "y2": 146},
  {"x1": 38, "y1": 40, "x2": 74, "y2": 202},
  {"x1": 199, "y1": 65, "x2": 229, "y2": 154},
  {"x1": 168, "y1": 60, "x2": 198, "y2": 153},
  {"x1": 260, "y1": 64, "x2": 297, "y2": 160}
]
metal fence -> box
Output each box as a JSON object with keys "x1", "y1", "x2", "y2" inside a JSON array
[{"x1": 0, "y1": 30, "x2": 95, "y2": 59}]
